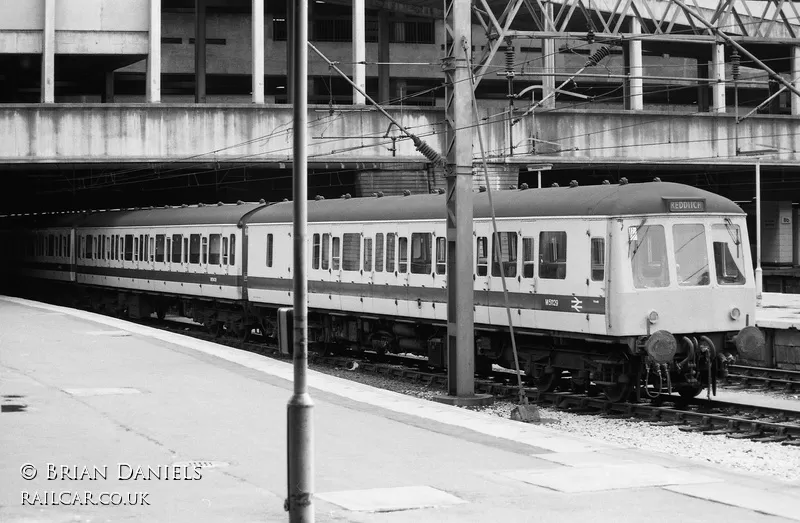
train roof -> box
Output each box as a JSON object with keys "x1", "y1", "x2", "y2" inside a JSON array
[
  {"x1": 248, "y1": 181, "x2": 744, "y2": 224},
  {"x1": 75, "y1": 202, "x2": 265, "y2": 228}
]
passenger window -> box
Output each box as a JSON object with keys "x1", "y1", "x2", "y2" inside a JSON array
[
  {"x1": 398, "y1": 236, "x2": 408, "y2": 273},
  {"x1": 712, "y1": 223, "x2": 745, "y2": 285},
  {"x1": 183, "y1": 237, "x2": 189, "y2": 264},
  {"x1": 166, "y1": 237, "x2": 171, "y2": 263},
  {"x1": 124, "y1": 235, "x2": 134, "y2": 261},
  {"x1": 148, "y1": 235, "x2": 154, "y2": 262},
  {"x1": 436, "y1": 237, "x2": 447, "y2": 274},
  {"x1": 189, "y1": 234, "x2": 200, "y2": 264},
  {"x1": 322, "y1": 233, "x2": 330, "y2": 270},
  {"x1": 155, "y1": 235, "x2": 165, "y2": 262},
  {"x1": 491, "y1": 232, "x2": 518, "y2": 277},
  {"x1": 386, "y1": 233, "x2": 396, "y2": 272},
  {"x1": 342, "y1": 233, "x2": 360, "y2": 271},
  {"x1": 134, "y1": 237, "x2": 139, "y2": 261},
  {"x1": 266, "y1": 234, "x2": 273, "y2": 267},
  {"x1": 522, "y1": 237, "x2": 535, "y2": 278},
  {"x1": 229, "y1": 234, "x2": 236, "y2": 266},
  {"x1": 364, "y1": 237, "x2": 373, "y2": 272},
  {"x1": 172, "y1": 234, "x2": 182, "y2": 263},
  {"x1": 139, "y1": 235, "x2": 144, "y2": 261},
  {"x1": 375, "y1": 233, "x2": 384, "y2": 272},
  {"x1": 591, "y1": 238, "x2": 605, "y2": 281},
  {"x1": 673, "y1": 224, "x2": 708, "y2": 286},
  {"x1": 66, "y1": 236, "x2": 71, "y2": 258},
  {"x1": 539, "y1": 231, "x2": 567, "y2": 280},
  {"x1": 410, "y1": 233, "x2": 432, "y2": 274},
  {"x1": 209, "y1": 234, "x2": 221, "y2": 265},
  {"x1": 222, "y1": 236, "x2": 229, "y2": 265},
  {"x1": 201, "y1": 237, "x2": 208, "y2": 264},
  {"x1": 49, "y1": 234, "x2": 54, "y2": 257},
  {"x1": 630, "y1": 225, "x2": 668, "y2": 288},
  {"x1": 476, "y1": 236, "x2": 488, "y2": 276},
  {"x1": 332, "y1": 237, "x2": 341, "y2": 270},
  {"x1": 312, "y1": 233, "x2": 321, "y2": 270},
  {"x1": 86, "y1": 234, "x2": 93, "y2": 259}
]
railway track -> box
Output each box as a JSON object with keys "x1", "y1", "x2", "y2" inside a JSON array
[
  {"x1": 726, "y1": 365, "x2": 800, "y2": 392},
  {"x1": 309, "y1": 355, "x2": 800, "y2": 446}
]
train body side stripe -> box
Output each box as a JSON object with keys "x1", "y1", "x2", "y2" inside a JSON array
[
  {"x1": 248, "y1": 277, "x2": 606, "y2": 314},
  {"x1": 17, "y1": 262, "x2": 605, "y2": 314}
]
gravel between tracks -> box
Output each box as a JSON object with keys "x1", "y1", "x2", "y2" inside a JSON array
[{"x1": 313, "y1": 363, "x2": 800, "y2": 484}]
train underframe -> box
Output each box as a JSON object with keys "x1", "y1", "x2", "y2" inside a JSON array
[{"x1": 18, "y1": 280, "x2": 750, "y2": 402}]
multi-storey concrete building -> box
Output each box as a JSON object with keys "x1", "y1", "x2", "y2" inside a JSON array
[{"x1": 2, "y1": 0, "x2": 800, "y2": 213}]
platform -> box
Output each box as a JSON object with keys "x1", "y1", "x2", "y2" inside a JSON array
[
  {"x1": 755, "y1": 293, "x2": 800, "y2": 369},
  {"x1": 1, "y1": 296, "x2": 798, "y2": 522}
]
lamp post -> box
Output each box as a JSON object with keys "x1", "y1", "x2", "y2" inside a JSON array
[
  {"x1": 755, "y1": 157, "x2": 762, "y2": 305},
  {"x1": 737, "y1": 148, "x2": 777, "y2": 305}
]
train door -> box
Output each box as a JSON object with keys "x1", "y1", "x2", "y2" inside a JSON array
[
  {"x1": 406, "y1": 227, "x2": 436, "y2": 319},
  {"x1": 584, "y1": 219, "x2": 608, "y2": 334},
  {"x1": 394, "y1": 224, "x2": 411, "y2": 317},
  {"x1": 533, "y1": 225, "x2": 573, "y2": 331},
  {"x1": 486, "y1": 227, "x2": 523, "y2": 325}
]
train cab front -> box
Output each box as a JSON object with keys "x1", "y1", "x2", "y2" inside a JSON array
[{"x1": 611, "y1": 212, "x2": 762, "y2": 398}]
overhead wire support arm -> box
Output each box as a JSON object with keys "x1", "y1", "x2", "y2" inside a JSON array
[
  {"x1": 671, "y1": 0, "x2": 800, "y2": 100},
  {"x1": 307, "y1": 42, "x2": 446, "y2": 167},
  {"x1": 511, "y1": 46, "x2": 611, "y2": 125}
]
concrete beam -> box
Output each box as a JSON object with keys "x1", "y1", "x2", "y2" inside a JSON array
[
  {"x1": 0, "y1": 105, "x2": 798, "y2": 166},
  {"x1": 195, "y1": 0, "x2": 206, "y2": 103}
]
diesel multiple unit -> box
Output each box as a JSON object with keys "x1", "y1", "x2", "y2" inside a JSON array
[{"x1": 1, "y1": 181, "x2": 764, "y2": 401}]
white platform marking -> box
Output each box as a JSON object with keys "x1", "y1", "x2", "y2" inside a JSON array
[
  {"x1": 317, "y1": 486, "x2": 467, "y2": 512},
  {"x1": 503, "y1": 463, "x2": 721, "y2": 493},
  {"x1": 665, "y1": 483, "x2": 800, "y2": 521},
  {"x1": 534, "y1": 451, "x2": 638, "y2": 468},
  {"x1": 63, "y1": 388, "x2": 142, "y2": 397}
]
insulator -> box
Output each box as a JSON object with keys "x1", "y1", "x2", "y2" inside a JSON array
[
  {"x1": 403, "y1": 190, "x2": 411, "y2": 196},
  {"x1": 413, "y1": 136, "x2": 445, "y2": 166},
  {"x1": 653, "y1": 177, "x2": 661, "y2": 182},
  {"x1": 569, "y1": 180, "x2": 578, "y2": 188},
  {"x1": 551, "y1": 183, "x2": 559, "y2": 188},
  {"x1": 505, "y1": 45, "x2": 515, "y2": 75},
  {"x1": 619, "y1": 177, "x2": 629, "y2": 185},
  {"x1": 585, "y1": 46, "x2": 611, "y2": 67},
  {"x1": 601, "y1": 180, "x2": 610, "y2": 185},
  {"x1": 315, "y1": 195, "x2": 324, "y2": 200},
  {"x1": 520, "y1": 183, "x2": 529, "y2": 190},
  {"x1": 731, "y1": 49, "x2": 740, "y2": 81},
  {"x1": 479, "y1": 186, "x2": 487, "y2": 193}
]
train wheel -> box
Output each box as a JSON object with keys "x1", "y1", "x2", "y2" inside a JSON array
[
  {"x1": 602, "y1": 382, "x2": 632, "y2": 402},
  {"x1": 534, "y1": 368, "x2": 562, "y2": 392},
  {"x1": 677, "y1": 385, "x2": 703, "y2": 399}
]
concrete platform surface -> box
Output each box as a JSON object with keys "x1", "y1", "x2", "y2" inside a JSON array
[
  {"x1": 1, "y1": 296, "x2": 799, "y2": 523},
  {"x1": 757, "y1": 292, "x2": 800, "y2": 329}
]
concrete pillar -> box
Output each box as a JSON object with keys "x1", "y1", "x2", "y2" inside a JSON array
[
  {"x1": 194, "y1": 0, "x2": 206, "y2": 103},
  {"x1": 697, "y1": 60, "x2": 710, "y2": 112},
  {"x1": 147, "y1": 0, "x2": 161, "y2": 103},
  {"x1": 103, "y1": 72, "x2": 115, "y2": 103},
  {"x1": 792, "y1": 46, "x2": 800, "y2": 116},
  {"x1": 252, "y1": 0, "x2": 265, "y2": 104},
  {"x1": 627, "y1": 18, "x2": 643, "y2": 110},
  {"x1": 378, "y1": 11, "x2": 390, "y2": 103},
  {"x1": 41, "y1": 0, "x2": 55, "y2": 103},
  {"x1": 540, "y1": 2, "x2": 555, "y2": 109},
  {"x1": 711, "y1": 43, "x2": 726, "y2": 112},
  {"x1": 352, "y1": 0, "x2": 366, "y2": 104}
]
